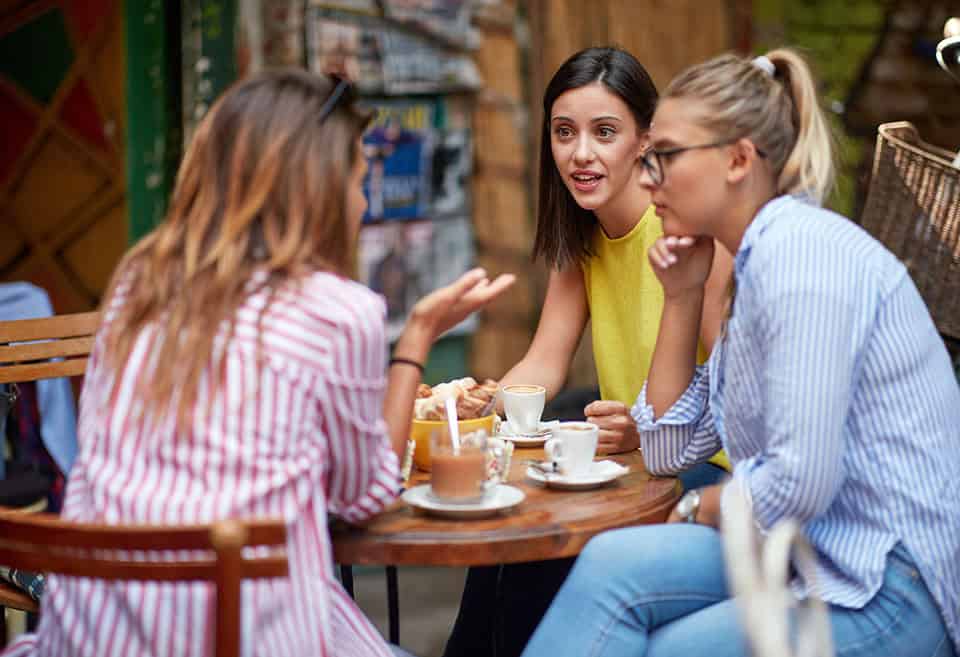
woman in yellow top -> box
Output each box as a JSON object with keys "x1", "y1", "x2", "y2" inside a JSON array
[
  {"x1": 503, "y1": 47, "x2": 732, "y2": 468},
  {"x1": 444, "y1": 47, "x2": 732, "y2": 657}
]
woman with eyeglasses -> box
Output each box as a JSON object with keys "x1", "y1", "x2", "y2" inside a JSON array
[
  {"x1": 521, "y1": 49, "x2": 960, "y2": 657},
  {"x1": 443, "y1": 47, "x2": 733, "y2": 657},
  {"x1": 3, "y1": 70, "x2": 514, "y2": 657}
]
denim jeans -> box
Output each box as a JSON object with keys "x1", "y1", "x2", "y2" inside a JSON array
[
  {"x1": 522, "y1": 525, "x2": 956, "y2": 657},
  {"x1": 444, "y1": 463, "x2": 728, "y2": 657}
]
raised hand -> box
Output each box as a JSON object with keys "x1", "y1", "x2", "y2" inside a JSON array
[
  {"x1": 409, "y1": 268, "x2": 516, "y2": 341},
  {"x1": 648, "y1": 235, "x2": 715, "y2": 299}
]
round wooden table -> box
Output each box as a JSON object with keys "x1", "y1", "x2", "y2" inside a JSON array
[{"x1": 332, "y1": 448, "x2": 680, "y2": 567}]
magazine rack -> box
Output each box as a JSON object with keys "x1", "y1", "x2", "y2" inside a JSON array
[{"x1": 859, "y1": 122, "x2": 960, "y2": 340}]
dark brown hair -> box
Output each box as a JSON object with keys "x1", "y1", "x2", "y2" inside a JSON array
[
  {"x1": 100, "y1": 69, "x2": 372, "y2": 428},
  {"x1": 533, "y1": 47, "x2": 658, "y2": 268}
]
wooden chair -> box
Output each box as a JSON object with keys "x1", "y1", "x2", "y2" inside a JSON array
[
  {"x1": 0, "y1": 311, "x2": 101, "y2": 384},
  {"x1": 0, "y1": 511, "x2": 288, "y2": 657},
  {"x1": 0, "y1": 505, "x2": 42, "y2": 622},
  {"x1": 0, "y1": 312, "x2": 100, "y2": 629}
]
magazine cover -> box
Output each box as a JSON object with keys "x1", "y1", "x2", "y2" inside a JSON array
[
  {"x1": 362, "y1": 98, "x2": 437, "y2": 222},
  {"x1": 403, "y1": 219, "x2": 435, "y2": 313},
  {"x1": 431, "y1": 215, "x2": 477, "y2": 335},
  {"x1": 358, "y1": 220, "x2": 438, "y2": 342},
  {"x1": 380, "y1": 0, "x2": 476, "y2": 47},
  {"x1": 307, "y1": 16, "x2": 384, "y2": 87},
  {"x1": 306, "y1": 8, "x2": 481, "y2": 94},
  {"x1": 358, "y1": 223, "x2": 407, "y2": 340},
  {"x1": 431, "y1": 127, "x2": 472, "y2": 217}
]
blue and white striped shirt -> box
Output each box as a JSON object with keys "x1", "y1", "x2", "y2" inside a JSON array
[{"x1": 632, "y1": 195, "x2": 960, "y2": 649}]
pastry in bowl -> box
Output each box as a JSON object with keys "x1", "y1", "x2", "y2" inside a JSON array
[{"x1": 410, "y1": 377, "x2": 498, "y2": 470}]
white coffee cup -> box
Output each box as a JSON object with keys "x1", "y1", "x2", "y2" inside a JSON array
[
  {"x1": 501, "y1": 384, "x2": 546, "y2": 435},
  {"x1": 544, "y1": 421, "x2": 598, "y2": 477}
]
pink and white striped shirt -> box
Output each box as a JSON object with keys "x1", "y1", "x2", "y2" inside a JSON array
[{"x1": 5, "y1": 271, "x2": 401, "y2": 657}]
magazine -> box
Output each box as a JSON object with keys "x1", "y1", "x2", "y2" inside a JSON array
[{"x1": 362, "y1": 98, "x2": 437, "y2": 222}]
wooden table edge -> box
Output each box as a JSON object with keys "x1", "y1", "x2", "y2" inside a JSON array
[{"x1": 332, "y1": 478, "x2": 681, "y2": 567}]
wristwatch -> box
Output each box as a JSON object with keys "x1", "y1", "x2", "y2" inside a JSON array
[{"x1": 675, "y1": 488, "x2": 701, "y2": 523}]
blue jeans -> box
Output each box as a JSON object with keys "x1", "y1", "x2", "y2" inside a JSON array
[
  {"x1": 522, "y1": 525, "x2": 955, "y2": 657},
  {"x1": 677, "y1": 461, "x2": 728, "y2": 491}
]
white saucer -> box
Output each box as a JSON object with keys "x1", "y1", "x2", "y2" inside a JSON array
[
  {"x1": 402, "y1": 484, "x2": 525, "y2": 519},
  {"x1": 525, "y1": 460, "x2": 629, "y2": 490},
  {"x1": 499, "y1": 420, "x2": 558, "y2": 447}
]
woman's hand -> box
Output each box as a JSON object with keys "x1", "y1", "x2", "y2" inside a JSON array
[
  {"x1": 667, "y1": 483, "x2": 724, "y2": 528},
  {"x1": 410, "y1": 268, "x2": 515, "y2": 340},
  {"x1": 584, "y1": 401, "x2": 640, "y2": 454},
  {"x1": 648, "y1": 235, "x2": 715, "y2": 300},
  {"x1": 386, "y1": 268, "x2": 515, "y2": 458}
]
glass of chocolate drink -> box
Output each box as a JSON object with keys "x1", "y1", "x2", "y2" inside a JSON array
[{"x1": 429, "y1": 429, "x2": 488, "y2": 503}]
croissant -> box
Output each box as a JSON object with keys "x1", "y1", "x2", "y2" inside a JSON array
[
  {"x1": 413, "y1": 377, "x2": 500, "y2": 420},
  {"x1": 456, "y1": 393, "x2": 488, "y2": 419}
]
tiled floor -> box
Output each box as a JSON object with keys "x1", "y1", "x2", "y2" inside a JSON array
[{"x1": 352, "y1": 566, "x2": 467, "y2": 657}]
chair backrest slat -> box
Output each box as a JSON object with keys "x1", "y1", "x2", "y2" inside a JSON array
[
  {"x1": 0, "y1": 336, "x2": 95, "y2": 363},
  {"x1": 0, "y1": 311, "x2": 100, "y2": 383},
  {"x1": 0, "y1": 548, "x2": 218, "y2": 581},
  {"x1": 0, "y1": 312, "x2": 100, "y2": 343},
  {"x1": 0, "y1": 514, "x2": 286, "y2": 550},
  {"x1": 0, "y1": 358, "x2": 90, "y2": 384},
  {"x1": 0, "y1": 512, "x2": 288, "y2": 657}
]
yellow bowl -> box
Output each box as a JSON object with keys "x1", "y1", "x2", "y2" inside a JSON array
[{"x1": 410, "y1": 414, "x2": 496, "y2": 471}]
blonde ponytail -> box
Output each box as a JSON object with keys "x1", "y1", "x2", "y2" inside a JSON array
[
  {"x1": 664, "y1": 48, "x2": 835, "y2": 204},
  {"x1": 766, "y1": 49, "x2": 835, "y2": 204}
]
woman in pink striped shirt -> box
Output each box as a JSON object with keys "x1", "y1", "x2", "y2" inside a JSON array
[{"x1": 4, "y1": 70, "x2": 514, "y2": 657}]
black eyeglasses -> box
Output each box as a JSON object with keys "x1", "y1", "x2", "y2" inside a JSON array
[
  {"x1": 640, "y1": 139, "x2": 766, "y2": 186},
  {"x1": 318, "y1": 75, "x2": 352, "y2": 122}
]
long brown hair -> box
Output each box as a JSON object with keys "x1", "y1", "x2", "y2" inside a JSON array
[
  {"x1": 100, "y1": 70, "x2": 372, "y2": 428},
  {"x1": 533, "y1": 47, "x2": 658, "y2": 269}
]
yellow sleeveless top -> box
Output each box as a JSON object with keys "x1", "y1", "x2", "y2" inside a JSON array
[{"x1": 582, "y1": 205, "x2": 729, "y2": 470}]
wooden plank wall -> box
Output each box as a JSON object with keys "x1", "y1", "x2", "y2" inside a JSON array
[
  {"x1": 470, "y1": 0, "x2": 740, "y2": 386},
  {"x1": 470, "y1": 0, "x2": 534, "y2": 381}
]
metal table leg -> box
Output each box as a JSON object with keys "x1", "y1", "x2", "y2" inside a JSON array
[
  {"x1": 340, "y1": 565, "x2": 355, "y2": 599},
  {"x1": 386, "y1": 565, "x2": 399, "y2": 645}
]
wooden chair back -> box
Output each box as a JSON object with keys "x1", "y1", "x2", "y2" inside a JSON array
[
  {"x1": 0, "y1": 512, "x2": 288, "y2": 657},
  {"x1": 0, "y1": 311, "x2": 101, "y2": 384}
]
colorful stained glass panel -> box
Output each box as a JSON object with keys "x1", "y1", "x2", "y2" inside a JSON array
[
  {"x1": 0, "y1": 85, "x2": 38, "y2": 185},
  {"x1": 59, "y1": 77, "x2": 110, "y2": 153},
  {"x1": 10, "y1": 135, "x2": 107, "y2": 240},
  {"x1": 0, "y1": 7, "x2": 73, "y2": 104},
  {"x1": 64, "y1": 0, "x2": 115, "y2": 43}
]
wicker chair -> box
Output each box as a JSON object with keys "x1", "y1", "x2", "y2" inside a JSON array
[{"x1": 859, "y1": 122, "x2": 960, "y2": 340}]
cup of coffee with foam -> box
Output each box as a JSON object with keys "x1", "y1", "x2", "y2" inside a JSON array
[
  {"x1": 501, "y1": 384, "x2": 546, "y2": 435},
  {"x1": 544, "y1": 421, "x2": 598, "y2": 477}
]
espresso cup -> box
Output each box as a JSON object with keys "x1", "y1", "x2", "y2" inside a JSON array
[
  {"x1": 501, "y1": 384, "x2": 546, "y2": 435},
  {"x1": 543, "y1": 421, "x2": 598, "y2": 477}
]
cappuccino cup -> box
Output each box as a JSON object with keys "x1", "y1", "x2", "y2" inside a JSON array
[
  {"x1": 501, "y1": 384, "x2": 546, "y2": 435},
  {"x1": 544, "y1": 421, "x2": 598, "y2": 477}
]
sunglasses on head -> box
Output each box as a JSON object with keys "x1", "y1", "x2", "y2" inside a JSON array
[{"x1": 318, "y1": 75, "x2": 352, "y2": 122}]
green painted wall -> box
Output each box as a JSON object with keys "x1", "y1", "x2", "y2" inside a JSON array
[
  {"x1": 125, "y1": 0, "x2": 239, "y2": 243},
  {"x1": 752, "y1": 0, "x2": 885, "y2": 218},
  {"x1": 124, "y1": 0, "x2": 180, "y2": 243}
]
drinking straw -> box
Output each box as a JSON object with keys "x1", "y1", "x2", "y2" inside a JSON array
[{"x1": 444, "y1": 396, "x2": 461, "y2": 454}]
